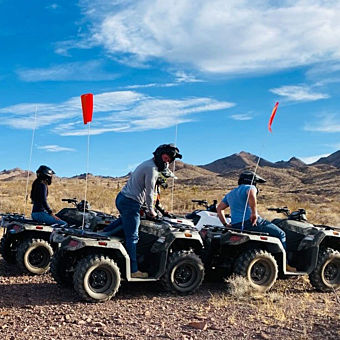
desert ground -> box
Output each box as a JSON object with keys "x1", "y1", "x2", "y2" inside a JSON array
[{"x1": 0, "y1": 173, "x2": 340, "y2": 339}]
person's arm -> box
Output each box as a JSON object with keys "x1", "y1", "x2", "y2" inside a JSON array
[
  {"x1": 217, "y1": 201, "x2": 231, "y2": 227},
  {"x1": 144, "y1": 168, "x2": 158, "y2": 217},
  {"x1": 248, "y1": 187, "x2": 258, "y2": 226},
  {"x1": 41, "y1": 184, "x2": 52, "y2": 215}
]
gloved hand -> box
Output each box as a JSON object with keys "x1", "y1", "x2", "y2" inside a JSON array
[
  {"x1": 163, "y1": 211, "x2": 175, "y2": 218},
  {"x1": 146, "y1": 211, "x2": 159, "y2": 221}
]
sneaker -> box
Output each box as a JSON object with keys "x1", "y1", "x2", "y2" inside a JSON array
[
  {"x1": 286, "y1": 264, "x2": 297, "y2": 272},
  {"x1": 131, "y1": 270, "x2": 148, "y2": 278}
]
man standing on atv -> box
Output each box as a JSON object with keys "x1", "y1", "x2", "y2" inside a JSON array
[
  {"x1": 31, "y1": 165, "x2": 67, "y2": 226},
  {"x1": 115, "y1": 144, "x2": 182, "y2": 278},
  {"x1": 217, "y1": 170, "x2": 286, "y2": 249}
]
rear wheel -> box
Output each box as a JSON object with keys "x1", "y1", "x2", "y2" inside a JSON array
[
  {"x1": 73, "y1": 255, "x2": 121, "y2": 303},
  {"x1": 309, "y1": 248, "x2": 340, "y2": 292},
  {"x1": 50, "y1": 250, "x2": 74, "y2": 287},
  {"x1": 162, "y1": 250, "x2": 204, "y2": 294},
  {"x1": 0, "y1": 235, "x2": 18, "y2": 264},
  {"x1": 16, "y1": 238, "x2": 53, "y2": 275},
  {"x1": 234, "y1": 249, "x2": 278, "y2": 292}
]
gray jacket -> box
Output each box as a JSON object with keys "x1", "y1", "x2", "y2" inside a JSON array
[{"x1": 121, "y1": 158, "x2": 159, "y2": 213}]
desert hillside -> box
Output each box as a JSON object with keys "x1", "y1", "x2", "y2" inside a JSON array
[{"x1": 1, "y1": 150, "x2": 340, "y2": 225}]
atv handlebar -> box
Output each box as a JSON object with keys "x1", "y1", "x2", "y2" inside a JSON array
[
  {"x1": 267, "y1": 207, "x2": 290, "y2": 216},
  {"x1": 62, "y1": 198, "x2": 78, "y2": 204},
  {"x1": 192, "y1": 199, "x2": 208, "y2": 207}
]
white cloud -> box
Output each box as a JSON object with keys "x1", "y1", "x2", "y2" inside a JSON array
[
  {"x1": 270, "y1": 85, "x2": 329, "y2": 101},
  {"x1": 304, "y1": 115, "x2": 340, "y2": 133},
  {"x1": 299, "y1": 153, "x2": 331, "y2": 164},
  {"x1": 0, "y1": 91, "x2": 234, "y2": 135},
  {"x1": 17, "y1": 61, "x2": 118, "y2": 82},
  {"x1": 124, "y1": 71, "x2": 202, "y2": 89},
  {"x1": 230, "y1": 113, "x2": 252, "y2": 121},
  {"x1": 72, "y1": 0, "x2": 340, "y2": 74},
  {"x1": 38, "y1": 145, "x2": 76, "y2": 152}
]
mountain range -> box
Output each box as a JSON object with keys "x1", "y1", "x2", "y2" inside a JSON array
[{"x1": 1, "y1": 150, "x2": 340, "y2": 186}]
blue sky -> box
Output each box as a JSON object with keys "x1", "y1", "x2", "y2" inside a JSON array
[{"x1": 1, "y1": 0, "x2": 340, "y2": 177}]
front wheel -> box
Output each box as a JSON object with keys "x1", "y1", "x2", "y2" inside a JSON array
[
  {"x1": 309, "y1": 248, "x2": 340, "y2": 292},
  {"x1": 162, "y1": 250, "x2": 204, "y2": 294},
  {"x1": 16, "y1": 238, "x2": 53, "y2": 275},
  {"x1": 234, "y1": 249, "x2": 278, "y2": 292},
  {"x1": 73, "y1": 255, "x2": 121, "y2": 303},
  {"x1": 50, "y1": 250, "x2": 75, "y2": 287},
  {"x1": 0, "y1": 235, "x2": 18, "y2": 264}
]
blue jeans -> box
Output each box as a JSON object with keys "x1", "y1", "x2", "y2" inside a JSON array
[
  {"x1": 103, "y1": 217, "x2": 123, "y2": 235},
  {"x1": 115, "y1": 192, "x2": 141, "y2": 273},
  {"x1": 233, "y1": 216, "x2": 286, "y2": 249},
  {"x1": 31, "y1": 212, "x2": 67, "y2": 227}
]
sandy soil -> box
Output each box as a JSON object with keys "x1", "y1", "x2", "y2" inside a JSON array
[{"x1": 0, "y1": 257, "x2": 339, "y2": 340}]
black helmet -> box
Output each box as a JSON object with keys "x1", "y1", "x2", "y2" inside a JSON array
[
  {"x1": 77, "y1": 200, "x2": 90, "y2": 212},
  {"x1": 238, "y1": 170, "x2": 266, "y2": 186},
  {"x1": 153, "y1": 144, "x2": 182, "y2": 171},
  {"x1": 156, "y1": 174, "x2": 168, "y2": 189},
  {"x1": 156, "y1": 167, "x2": 176, "y2": 189},
  {"x1": 36, "y1": 165, "x2": 55, "y2": 185}
]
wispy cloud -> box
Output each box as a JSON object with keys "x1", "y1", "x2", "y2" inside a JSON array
[
  {"x1": 270, "y1": 85, "x2": 329, "y2": 102},
  {"x1": 17, "y1": 61, "x2": 118, "y2": 82},
  {"x1": 230, "y1": 113, "x2": 252, "y2": 121},
  {"x1": 0, "y1": 91, "x2": 234, "y2": 135},
  {"x1": 38, "y1": 145, "x2": 76, "y2": 152},
  {"x1": 299, "y1": 153, "x2": 331, "y2": 164},
  {"x1": 304, "y1": 115, "x2": 340, "y2": 133},
  {"x1": 124, "y1": 71, "x2": 202, "y2": 89},
  {"x1": 69, "y1": 1, "x2": 340, "y2": 74}
]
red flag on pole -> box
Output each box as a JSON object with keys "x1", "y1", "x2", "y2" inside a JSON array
[
  {"x1": 81, "y1": 93, "x2": 93, "y2": 124},
  {"x1": 268, "y1": 102, "x2": 279, "y2": 133}
]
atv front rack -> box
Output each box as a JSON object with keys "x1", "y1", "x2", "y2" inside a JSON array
[{"x1": 203, "y1": 224, "x2": 270, "y2": 236}]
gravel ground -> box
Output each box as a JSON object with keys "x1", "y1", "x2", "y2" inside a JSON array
[{"x1": 0, "y1": 257, "x2": 339, "y2": 340}]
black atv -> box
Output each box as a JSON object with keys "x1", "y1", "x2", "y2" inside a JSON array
[
  {"x1": 200, "y1": 207, "x2": 340, "y2": 292},
  {"x1": 0, "y1": 198, "x2": 116, "y2": 275},
  {"x1": 50, "y1": 214, "x2": 204, "y2": 302}
]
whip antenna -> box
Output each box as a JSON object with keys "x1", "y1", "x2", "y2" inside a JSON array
[
  {"x1": 24, "y1": 105, "x2": 37, "y2": 216},
  {"x1": 170, "y1": 124, "x2": 178, "y2": 212},
  {"x1": 241, "y1": 102, "x2": 279, "y2": 231},
  {"x1": 80, "y1": 93, "x2": 94, "y2": 230}
]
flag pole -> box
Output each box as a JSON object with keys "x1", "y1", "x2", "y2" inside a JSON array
[
  {"x1": 171, "y1": 124, "x2": 178, "y2": 212},
  {"x1": 240, "y1": 102, "x2": 279, "y2": 232},
  {"x1": 82, "y1": 122, "x2": 91, "y2": 229},
  {"x1": 24, "y1": 105, "x2": 38, "y2": 217},
  {"x1": 80, "y1": 93, "x2": 94, "y2": 230}
]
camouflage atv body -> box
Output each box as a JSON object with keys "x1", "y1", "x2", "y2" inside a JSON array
[
  {"x1": 200, "y1": 207, "x2": 340, "y2": 292},
  {"x1": 0, "y1": 199, "x2": 116, "y2": 275},
  {"x1": 50, "y1": 216, "x2": 204, "y2": 302}
]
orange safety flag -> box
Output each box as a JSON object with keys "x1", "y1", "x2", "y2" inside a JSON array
[
  {"x1": 268, "y1": 102, "x2": 279, "y2": 133},
  {"x1": 81, "y1": 93, "x2": 93, "y2": 124}
]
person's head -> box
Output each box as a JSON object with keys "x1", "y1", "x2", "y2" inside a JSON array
[
  {"x1": 36, "y1": 165, "x2": 55, "y2": 185},
  {"x1": 153, "y1": 144, "x2": 182, "y2": 171},
  {"x1": 238, "y1": 170, "x2": 266, "y2": 186}
]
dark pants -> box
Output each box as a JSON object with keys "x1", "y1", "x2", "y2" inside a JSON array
[
  {"x1": 115, "y1": 192, "x2": 141, "y2": 273},
  {"x1": 233, "y1": 216, "x2": 286, "y2": 249}
]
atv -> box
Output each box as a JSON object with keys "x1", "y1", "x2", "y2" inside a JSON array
[
  {"x1": 200, "y1": 207, "x2": 340, "y2": 292},
  {"x1": 186, "y1": 199, "x2": 231, "y2": 230},
  {"x1": 0, "y1": 198, "x2": 116, "y2": 275},
  {"x1": 50, "y1": 214, "x2": 204, "y2": 302}
]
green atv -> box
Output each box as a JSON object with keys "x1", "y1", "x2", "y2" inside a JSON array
[
  {"x1": 200, "y1": 207, "x2": 340, "y2": 292},
  {"x1": 0, "y1": 198, "x2": 116, "y2": 275},
  {"x1": 50, "y1": 215, "x2": 204, "y2": 302}
]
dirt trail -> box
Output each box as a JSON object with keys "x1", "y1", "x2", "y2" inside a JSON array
[{"x1": 0, "y1": 259, "x2": 339, "y2": 340}]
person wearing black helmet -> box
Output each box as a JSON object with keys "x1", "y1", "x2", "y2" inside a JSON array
[
  {"x1": 217, "y1": 170, "x2": 287, "y2": 249},
  {"x1": 30, "y1": 165, "x2": 67, "y2": 226},
  {"x1": 115, "y1": 144, "x2": 182, "y2": 278}
]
